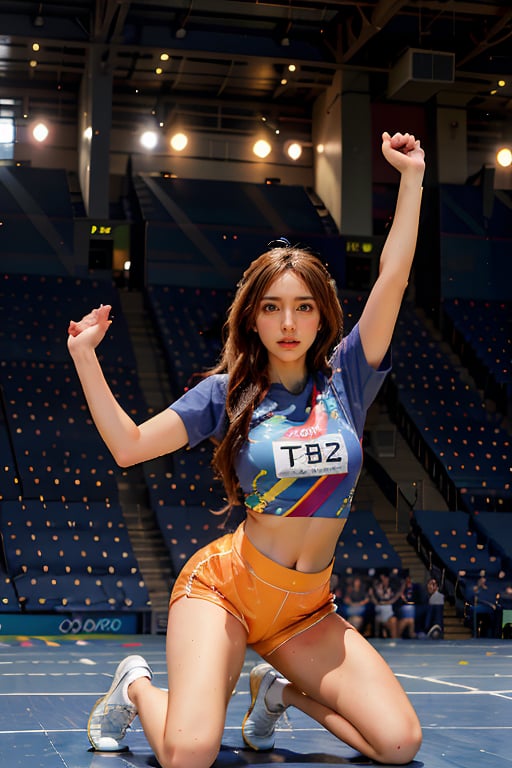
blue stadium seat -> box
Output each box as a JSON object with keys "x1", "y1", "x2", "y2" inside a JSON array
[
  {"x1": 0, "y1": 499, "x2": 151, "y2": 611},
  {"x1": 334, "y1": 509, "x2": 402, "y2": 574},
  {"x1": 156, "y1": 504, "x2": 244, "y2": 576},
  {"x1": 411, "y1": 509, "x2": 503, "y2": 585}
]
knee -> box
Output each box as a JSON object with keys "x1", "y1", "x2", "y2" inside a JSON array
[
  {"x1": 157, "y1": 735, "x2": 221, "y2": 768},
  {"x1": 374, "y1": 720, "x2": 422, "y2": 765}
]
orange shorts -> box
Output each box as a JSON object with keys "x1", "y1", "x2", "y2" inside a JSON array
[{"x1": 170, "y1": 523, "x2": 340, "y2": 656}]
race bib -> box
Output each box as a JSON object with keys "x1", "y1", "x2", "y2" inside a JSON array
[{"x1": 272, "y1": 433, "x2": 349, "y2": 478}]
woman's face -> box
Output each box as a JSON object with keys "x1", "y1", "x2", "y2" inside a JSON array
[{"x1": 254, "y1": 270, "x2": 321, "y2": 379}]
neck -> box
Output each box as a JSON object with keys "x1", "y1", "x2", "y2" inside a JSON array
[{"x1": 270, "y1": 369, "x2": 309, "y2": 394}]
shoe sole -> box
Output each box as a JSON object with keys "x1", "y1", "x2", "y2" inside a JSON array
[{"x1": 87, "y1": 655, "x2": 147, "y2": 749}]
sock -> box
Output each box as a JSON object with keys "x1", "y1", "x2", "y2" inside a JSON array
[
  {"x1": 265, "y1": 676, "x2": 288, "y2": 712},
  {"x1": 122, "y1": 668, "x2": 151, "y2": 705}
]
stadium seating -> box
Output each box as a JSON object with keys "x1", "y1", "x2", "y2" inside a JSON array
[
  {"x1": 471, "y1": 511, "x2": 512, "y2": 571},
  {"x1": 155, "y1": 504, "x2": 245, "y2": 577},
  {"x1": 334, "y1": 508, "x2": 402, "y2": 574},
  {"x1": 442, "y1": 297, "x2": 511, "y2": 417},
  {"x1": 411, "y1": 509, "x2": 503, "y2": 590},
  {"x1": 391, "y1": 301, "x2": 511, "y2": 510},
  {"x1": 0, "y1": 499, "x2": 151, "y2": 612}
]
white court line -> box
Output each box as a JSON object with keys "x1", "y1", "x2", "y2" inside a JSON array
[
  {"x1": 0, "y1": 692, "x2": 106, "y2": 696},
  {"x1": 396, "y1": 672, "x2": 512, "y2": 700},
  {"x1": 2, "y1": 724, "x2": 512, "y2": 737},
  {"x1": 397, "y1": 673, "x2": 479, "y2": 691}
]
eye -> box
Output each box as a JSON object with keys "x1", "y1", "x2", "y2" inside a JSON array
[
  {"x1": 298, "y1": 302, "x2": 314, "y2": 312},
  {"x1": 261, "y1": 302, "x2": 278, "y2": 312}
]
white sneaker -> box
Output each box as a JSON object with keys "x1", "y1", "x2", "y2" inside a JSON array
[
  {"x1": 87, "y1": 655, "x2": 152, "y2": 751},
  {"x1": 242, "y1": 663, "x2": 287, "y2": 751}
]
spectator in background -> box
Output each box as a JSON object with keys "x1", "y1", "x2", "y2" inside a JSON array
[
  {"x1": 329, "y1": 572, "x2": 344, "y2": 614},
  {"x1": 424, "y1": 577, "x2": 444, "y2": 639},
  {"x1": 343, "y1": 575, "x2": 370, "y2": 632},
  {"x1": 471, "y1": 575, "x2": 499, "y2": 637},
  {"x1": 397, "y1": 574, "x2": 416, "y2": 639},
  {"x1": 370, "y1": 571, "x2": 400, "y2": 638}
]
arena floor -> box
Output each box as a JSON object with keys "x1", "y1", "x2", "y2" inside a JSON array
[{"x1": 0, "y1": 635, "x2": 511, "y2": 767}]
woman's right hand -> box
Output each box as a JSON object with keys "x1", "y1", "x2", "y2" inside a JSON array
[{"x1": 67, "y1": 304, "x2": 112, "y2": 355}]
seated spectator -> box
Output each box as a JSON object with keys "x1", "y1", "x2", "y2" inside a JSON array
[
  {"x1": 343, "y1": 575, "x2": 370, "y2": 632},
  {"x1": 499, "y1": 585, "x2": 512, "y2": 638},
  {"x1": 471, "y1": 575, "x2": 500, "y2": 638},
  {"x1": 396, "y1": 574, "x2": 417, "y2": 639},
  {"x1": 423, "y1": 576, "x2": 444, "y2": 639},
  {"x1": 369, "y1": 571, "x2": 400, "y2": 638},
  {"x1": 329, "y1": 572, "x2": 344, "y2": 614}
]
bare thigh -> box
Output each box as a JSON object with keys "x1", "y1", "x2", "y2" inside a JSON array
[
  {"x1": 165, "y1": 597, "x2": 247, "y2": 753},
  {"x1": 267, "y1": 612, "x2": 421, "y2": 759}
]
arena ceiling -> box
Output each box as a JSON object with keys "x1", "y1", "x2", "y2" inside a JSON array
[{"x1": 0, "y1": 1, "x2": 511, "y2": 151}]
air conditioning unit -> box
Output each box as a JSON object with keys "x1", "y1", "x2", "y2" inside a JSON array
[{"x1": 388, "y1": 48, "x2": 455, "y2": 101}]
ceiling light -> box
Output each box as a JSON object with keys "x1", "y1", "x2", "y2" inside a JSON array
[
  {"x1": 140, "y1": 130, "x2": 158, "y2": 150},
  {"x1": 32, "y1": 122, "x2": 49, "y2": 142},
  {"x1": 176, "y1": 26, "x2": 187, "y2": 39},
  {"x1": 170, "y1": 132, "x2": 188, "y2": 151},
  {"x1": 160, "y1": 53, "x2": 170, "y2": 61},
  {"x1": 253, "y1": 139, "x2": 272, "y2": 159},
  {"x1": 286, "y1": 142, "x2": 302, "y2": 161},
  {"x1": 496, "y1": 147, "x2": 512, "y2": 168}
]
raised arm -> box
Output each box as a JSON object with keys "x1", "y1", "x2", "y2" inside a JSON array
[
  {"x1": 67, "y1": 304, "x2": 189, "y2": 466},
  {"x1": 358, "y1": 131, "x2": 425, "y2": 368}
]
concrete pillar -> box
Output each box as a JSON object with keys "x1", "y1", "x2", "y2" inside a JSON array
[{"x1": 78, "y1": 47, "x2": 112, "y2": 218}]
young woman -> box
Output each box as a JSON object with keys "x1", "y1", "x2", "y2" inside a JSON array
[{"x1": 68, "y1": 131, "x2": 424, "y2": 767}]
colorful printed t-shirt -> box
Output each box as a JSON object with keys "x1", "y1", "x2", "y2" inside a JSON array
[{"x1": 170, "y1": 323, "x2": 390, "y2": 518}]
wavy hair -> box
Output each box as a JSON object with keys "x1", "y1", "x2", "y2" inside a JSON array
[{"x1": 206, "y1": 245, "x2": 344, "y2": 507}]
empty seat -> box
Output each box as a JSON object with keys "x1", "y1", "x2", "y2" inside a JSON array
[{"x1": 334, "y1": 509, "x2": 402, "y2": 574}]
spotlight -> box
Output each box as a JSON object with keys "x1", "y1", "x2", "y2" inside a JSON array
[
  {"x1": 286, "y1": 142, "x2": 302, "y2": 161},
  {"x1": 32, "y1": 121, "x2": 49, "y2": 142},
  {"x1": 253, "y1": 139, "x2": 272, "y2": 159},
  {"x1": 496, "y1": 147, "x2": 512, "y2": 168},
  {"x1": 140, "y1": 130, "x2": 158, "y2": 150},
  {"x1": 170, "y1": 132, "x2": 188, "y2": 151}
]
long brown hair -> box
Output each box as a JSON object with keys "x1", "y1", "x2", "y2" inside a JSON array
[{"x1": 207, "y1": 245, "x2": 344, "y2": 507}]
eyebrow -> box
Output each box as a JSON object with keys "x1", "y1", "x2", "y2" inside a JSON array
[{"x1": 261, "y1": 295, "x2": 315, "y2": 300}]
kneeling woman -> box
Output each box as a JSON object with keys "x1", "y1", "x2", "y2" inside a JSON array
[{"x1": 68, "y1": 131, "x2": 424, "y2": 768}]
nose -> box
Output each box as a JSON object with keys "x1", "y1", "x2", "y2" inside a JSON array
[{"x1": 281, "y1": 308, "x2": 295, "y2": 331}]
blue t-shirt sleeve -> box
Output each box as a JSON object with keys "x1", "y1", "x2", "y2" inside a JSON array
[
  {"x1": 169, "y1": 374, "x2": 227, "y2": 448},
  {"x1": 330, "y1": 322, "x2": 391, "y2": 436}
]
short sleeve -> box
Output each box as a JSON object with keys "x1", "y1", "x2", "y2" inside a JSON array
[
  {"x1": 169, "y1": 374, "x2": 227, "y2": 448},
  {"x1": 329, "y1": 323, "x2": 391, "y2": 436}
]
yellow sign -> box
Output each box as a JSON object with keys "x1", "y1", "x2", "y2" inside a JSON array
[{"x1": 90, "y1": 225, "x2": 112, "y2": 235}]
